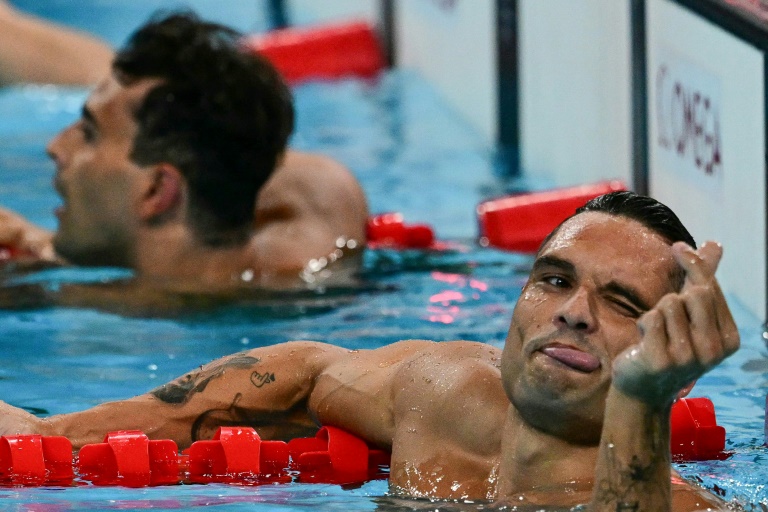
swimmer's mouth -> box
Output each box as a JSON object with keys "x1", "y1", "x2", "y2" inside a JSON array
[{"x1": 538, "y1": 344, "x2": 601, "y2": 373}]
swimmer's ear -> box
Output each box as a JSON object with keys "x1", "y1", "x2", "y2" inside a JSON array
[
  {"x1": 676, "y1": 380, "x2": 696, "y2": 401},
  {"x1": 140, "y1": 163, "x2": 183, "y2": 221}
]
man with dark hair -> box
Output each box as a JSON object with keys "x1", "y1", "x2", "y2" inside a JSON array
[
  {"x1": 0, "y1": 192, "x2": 740, "y2": 510},
  {"x1": 0, "y1": 12, "x2": 368, "y2": 311}
]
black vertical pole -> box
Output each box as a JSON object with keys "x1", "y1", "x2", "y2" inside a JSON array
[
  {"x1": 497, "y1": 0, "x2": 520, "y2": 177},
  {"x1": 268, "y1": 0, "x2": 288, "y2": 30},
  {"x1": 380, "y1": 0, "x2": 397, "y2": 67},
  {"x1": 630, "y1": 0, "x2": 648, "y2": 195}
]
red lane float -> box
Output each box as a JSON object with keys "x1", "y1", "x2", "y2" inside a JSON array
[
  {"x1": 77, "y1": 430, "x2": 179, "y2": 487},
  {"x1": 187, "y1": 426, "x2": 290, "y2": 484},
  {"x1": 671, "y1": 397, "x2": 727, "y2": 461},
  {"x1": 367, "y1": 212, "x2": 436, "y2": 250},
  {"x1": 477, "y1": 181, "x2": 627, "y2": 253},
  {"x1": 0, "y1": 434, "x2": 72, "y2": 486},
  {"x1": 288, "y1": 426, "x2": 390, "y2": 484},
  {"x1": 0, "y1": 403, "x2": 723, "y2": 488},
  {"x1": 242, "y1": 21, "x2": 385, "y2": 84}
]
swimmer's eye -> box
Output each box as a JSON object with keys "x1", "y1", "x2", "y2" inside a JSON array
[
  {"x1": 607, "y1": 297, "x2": 642, "y2": 318},
  {"x1": 542, "y1": 275, "x2": 569, "y2": 288},
  {"x1": 77, "y1": 120, "x2": 97, "y2": 143}
]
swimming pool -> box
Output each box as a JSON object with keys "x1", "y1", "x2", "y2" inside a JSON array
[{"x1": 0, "y1": 2, "x2": 766, "y2": 511}]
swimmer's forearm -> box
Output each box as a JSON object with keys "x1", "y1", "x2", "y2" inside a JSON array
[
  {"x1": 590, "y1": 387, "x2": 672, "y2": 512},
  {"x1": 40, "y1": 395, "x2": 195, "y2": 449}
]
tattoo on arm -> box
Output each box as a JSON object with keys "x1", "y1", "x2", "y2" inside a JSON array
[
  {"x1": 595, "y1": 414, "x2": 670, "y2": 510},
  {"x1": 251, "y1": 371, "x2": 275, "y2": 387},
  {"x1": 150, "y1": 354, "x2": 260, "y2": 404}
]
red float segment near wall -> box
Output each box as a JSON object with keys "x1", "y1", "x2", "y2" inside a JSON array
[
  {"x1": 477, "y1": 180, "x2": 628, "y2": 253},
  {"x1": 242, "y1": 21, "x2": 385, "y2": 84}
]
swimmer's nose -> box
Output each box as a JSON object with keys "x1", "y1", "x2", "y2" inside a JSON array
[
  {"x1": 46, "y1": 129, "x2": 66, "y2": 169},
  {"x1": 552, "y1": 287, "x2": 598, "y2": 333}
]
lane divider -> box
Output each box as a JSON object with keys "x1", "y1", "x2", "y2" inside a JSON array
[
  {"x1": 0, "y1": 399, "x2": 726, "y2": 487},
  {"x1": 0, "y1": 425, "x2": 391, "y2": 487}
]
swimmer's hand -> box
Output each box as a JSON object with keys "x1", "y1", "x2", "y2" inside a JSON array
[
  {"x1": 0, "y1": 207, "x2": 59, "y2": 263},
  {"x1": 612, "y1": 241, "x2": 740, "y2": 406}
]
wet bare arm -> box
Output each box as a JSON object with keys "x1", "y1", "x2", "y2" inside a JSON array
[
  {"x1": 591, "y1": 242, "x2": 739, "y2": 512},
  {"x1": 0, "y1": 341, "x2": 348, "y2": 449},
  {"x1": 0, "y1": 1, "x2": 112, "y2": 86}
]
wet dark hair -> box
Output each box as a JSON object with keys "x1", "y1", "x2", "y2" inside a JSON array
[
  {"x1": 541, "y1": 191, "x2": 696, "y2": 290},
  {"x1": 113, "y1": 11, "x2": 294, "y2": 246}
]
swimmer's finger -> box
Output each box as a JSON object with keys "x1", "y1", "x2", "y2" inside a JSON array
[
  {"x1": 658, "y1": 295, "x2": 694, "y2": 367},
  {"x1": 679, "y1": 281, "x2": 740, "y2": 371},
  {"x1": 672, "y1": 241, "x2": 721, "y2": 288},
  {"x1": 635, "y1": 309, "x2": 670, "y2": 370}
]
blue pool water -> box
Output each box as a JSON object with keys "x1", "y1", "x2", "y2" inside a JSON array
[{"x1": 0, "y1": 2, "x2": 766, "y2": 510}]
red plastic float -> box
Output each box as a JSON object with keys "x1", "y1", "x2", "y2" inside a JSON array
[
  {"x1": 77, "y1": 430, "x2": 180, "y2": 487},
  {"x1": 242, "y1": 21, "x2": 385, "y2": 84},
  {"x1": 0, "y1": 434, "x2": 72, "y2": 486},
  {"x1": 477, "y1": 180, "x2": 627, "y2": 253},
  {"x1": 367, "y1": 212, "x2": 436, "y2": 250},
  {"x1": 288, "y1": 425, "x2": 390, "y2": 484},
  {"x1": 187, "y1": 426, "x2": 289, "y2": 484},
  {"x1": 670, "y1": 397, "x2": 727, "y2": 461}
]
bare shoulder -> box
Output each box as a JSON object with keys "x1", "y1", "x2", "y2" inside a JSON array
[
  {"x1": 257, "y1": 150, "x2": 368, "y2": 235},
  {"x1": 250, "y1": 150, "x2": 368, "y2": 279},
  {"x1": 392, "y1": 341, "x2": 506, "y2": 435}
]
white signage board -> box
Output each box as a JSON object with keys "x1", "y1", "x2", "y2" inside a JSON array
[{"x1": 647, "y1": 0, "x2": 766, "y2": 321}]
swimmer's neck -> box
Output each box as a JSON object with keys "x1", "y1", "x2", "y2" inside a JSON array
[
  {"x1": 130, "y1": 224, "x2": 268, "y2": 291},
  {"x1": 496, "y1": 406, "x2": 597, "y2": 500}
]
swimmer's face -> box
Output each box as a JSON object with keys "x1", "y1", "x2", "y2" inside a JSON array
[
  {"x1": 501, "y1": 212, "x2": 677, "y2": 444},
  {"x1": 47, "y1": 74, "x2": 159, "y2": 266}
]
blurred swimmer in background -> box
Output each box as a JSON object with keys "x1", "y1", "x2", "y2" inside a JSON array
[{"x1": 0, "y1": 9, "x2": 368, "y2": 314}]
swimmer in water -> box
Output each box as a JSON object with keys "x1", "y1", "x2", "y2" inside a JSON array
[
  {"x1": 0, "y1": 11, "x2": 368, "y2": 314},
  {"x1": 0, "y1": 192, "x2": 740, "y2": 510}
]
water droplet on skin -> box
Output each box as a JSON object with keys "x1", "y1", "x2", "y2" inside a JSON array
[{"x1": 241, "y1": 269, "x2": 254, "y2": 282}]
